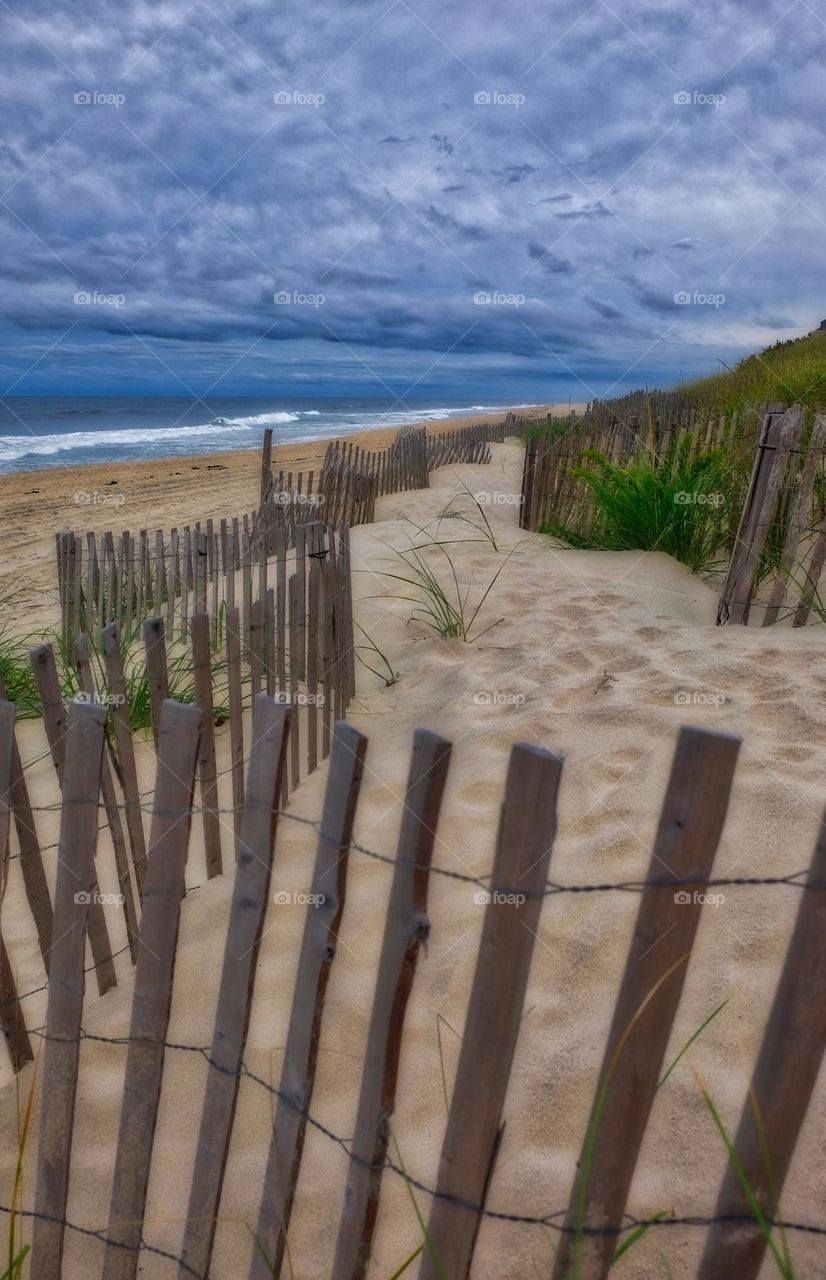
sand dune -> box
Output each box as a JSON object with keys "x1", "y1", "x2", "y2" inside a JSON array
[{"x1": 2, "y1": 442, "x2": 825, "y2": 1277}]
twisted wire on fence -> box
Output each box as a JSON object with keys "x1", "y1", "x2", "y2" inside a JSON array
[
  {"x1": 3, "y1": 791, "x2": 821, "y2": 1019},
  {"x1": 3, "y1": 1017, "x2": 826, "y2": 1278},
  {"x1": 4, "y1": 796, "x2": 822, "y2": 898}
]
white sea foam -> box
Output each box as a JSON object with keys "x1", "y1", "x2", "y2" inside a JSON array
[
  {"x1": 0, "y1": 419, "x2": 257, "y2": 464},
  {"x1": 0, "y1": 401, "x2": 543, "y2": 468},
  {"x1": 219, "y1": 410, "x2": 301, "y2": 427}
]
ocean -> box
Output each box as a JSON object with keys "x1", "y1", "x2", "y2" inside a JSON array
[{"x1": 0, "y1": 397, "x2": 542, "y2": 473}]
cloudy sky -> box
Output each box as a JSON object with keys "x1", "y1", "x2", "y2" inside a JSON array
[{"x1": 1, "y1": 0, "x2": 824, "y2": 401}]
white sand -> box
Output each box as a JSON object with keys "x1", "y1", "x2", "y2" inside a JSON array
[{"x1": 2, "y1": 442, "x2": 826, "y2": 1277}]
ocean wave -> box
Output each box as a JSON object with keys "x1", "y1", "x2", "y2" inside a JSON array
[
  {"x1": 218, "y1": 410, "x2": 301, "y2": 427},
  {"x1": 0, "y1": 401, "x2": 544, "y2": 469},
  {"x1": 0, "y1": 418, "x2": 259, "y2": 463}
]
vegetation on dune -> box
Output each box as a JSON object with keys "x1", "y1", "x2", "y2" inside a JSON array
[
  {"x1": 0, "y1": 607, "x2": 228, "y2": 730},
  {"x1": 540, "y1": 447, "x2": 742, "y2": 575},
  {"x1": 677, "y1": 327, "x2": 826, "y2": 414}
]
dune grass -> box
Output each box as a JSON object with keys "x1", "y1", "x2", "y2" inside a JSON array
[
  {"x1": 694, "y1": 1076, "x2": 794, "y2": 1277},
  {"x1": 0, "y1": 618, "x2": 227, "y2": 730},
  {"x1": 563, "y1": 984, "x2": 794, "y2": 1279},
  {"x1": 540, "y1": 447, "x2": 741, "y2": 574},
  {"x1": 678, "y1": 328, "x2": 826, "y2": 414},
  {"x1": 375, "y1": 532, "x2": 517, "y2": 644}
]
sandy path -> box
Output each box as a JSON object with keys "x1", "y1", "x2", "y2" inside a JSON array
[{"x1": 2, "y1": 443, "x2": 825, "y2": 1277}]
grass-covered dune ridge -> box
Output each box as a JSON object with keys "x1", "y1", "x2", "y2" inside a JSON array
[{"x1": 677, "y1": 325, "x2": 826, "y2": 413}]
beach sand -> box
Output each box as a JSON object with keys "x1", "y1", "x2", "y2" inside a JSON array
[
  {"x1": 0, "y1": 407, "x2": 558, "y2": 632},
  {"x1": 2, "y1": 440, "x2": 824, "y2": 1277}
]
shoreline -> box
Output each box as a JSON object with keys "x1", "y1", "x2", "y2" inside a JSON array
[{"x1": 0, "y1": 404, "x2": 562, "y2": 626}]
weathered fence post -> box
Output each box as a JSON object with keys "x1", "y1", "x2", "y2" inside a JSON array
[
  {"x1": 332, "y1": 729, "x2": 452, "y2": 1280},
  {"x1": 103, "y1": 701, "x2": 202, "y2": 1280},
  {"x1": 250, "y1": 721, "x2": 368, "y2": 1278},
  {"x1": 420, "y1": 741, "x2": 563, "y2": 1279},
  {"x1": 178, "y1": 696, "x2": 290, "y2": 1280},
  {"x1": 31, "y1": 701, "x2": 108, "y2": 1280},
  {"x1": 551, "y1": 726, "x2": 740, "y2": 1278}
]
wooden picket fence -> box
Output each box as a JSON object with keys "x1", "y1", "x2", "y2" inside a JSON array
[
  {"x1": 518, "y1": 397, "x2": 758, "y2": 538},
  {"x1": 0, "y1": 512, "x2": 355, "y2": 1074},
  {"x1": 259, "y1": 419, "x2": 507, "y2": 536},
  {"x1": 716, "y1": 403, "x2": 826, "y2": 626},
  {"x1": 519, "y1": 396, "x2": 826, "y2": 628},
  {"x1": 57, "y1": 420, "x2": 507, "y2": 648},
  {"x1": 3, "y1": 700, "x2": 826, "y2": 1277}
]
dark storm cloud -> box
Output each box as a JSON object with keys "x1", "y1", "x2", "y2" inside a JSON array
[
  {"x1": 527, "y1": 243, "x2": 574, "y2": 275},
  {"x1": 553, "y1": 201, "x2": 614, "y2": 220},
  {"x1": 491, "y1": 164, "x2": 536, "y2": 185},
  {"x1": 0, "y1": 0, "x2": 824, "y2": 395},
  {"x1": 585, "y1": 296, "x2": 623, "y2": 320},
  {"x1": 424, "y1": 206, "x2": 489, "y2": 240}
]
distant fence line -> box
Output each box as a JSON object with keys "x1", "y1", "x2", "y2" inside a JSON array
[
  {"x1": 261, "y1": 419, "x2": 506, "y2": 533},
  {"x1": 55, "y1": 419, "x2": 507, "y2": 647},
  {"x1": 2, "y1": 703, "x2": 826, "y2": 1278}
]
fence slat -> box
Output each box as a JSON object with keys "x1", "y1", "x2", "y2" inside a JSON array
[
  {"x1": 103, "y1": 701, "x2": 203, "y2": 1280},
  {"x1": 0, "y1": 935, "x2": 32, "y2": 1072},
  {"x1": 31, "y1": 701, "x2": 108, "y2": 1280},
  {"x1": 700, "y1": 802, "x2": 826, "y2": 1276},
  {"x1": 75, "y1": 635, "x2": 140, "y2": 967},
  {"x1": 102, "y1": 623, "x2": 148, "y2": 897},
  {"x1": 763, "y1": 413, "x2": 826, "y2": 625},
  {"x1": 31, "y1": 644, "x2": 116, "y2": 996},
  {"x1": 730, "y1": 407, "x2": 802, "y2": 625},
  {"x1": 226, "y1": 605, "x2": 245, "y2": 860},
  {"x1": 190, "y1": 612, "x2": 223, "y2": 880},
  {"x1": 0, "y1": 701, "x2": 33, "y2": 1072},
  {"x1": 250, "y1": 720, "x2": 368, "y2": 1279},
  {"x1": 143, "y1": 616, "x2": 170, "y2": 748},
  {"x1": 289, "y1": 573, "x2": 300, "y2": 790},
  {"x1": 332, "y1": 729, "x2": 452, "y2": 1280},
  {"x1": 551, "y1": 725, "x2": 740, "y2": 1279},
  {"x1": 793, "y1": 514, "x2": 826, "y2": 626},
  {"x1": 0, "y1": 671, "x2": 52, "y2": 970},
  {"x1": 420, "y1": 741, "x2": 563, "y2": 1280},
  {"x1": 0, "y1": 701, "x2": 12, "y2": 905},
  {"x1": 178, "y1": 696, "x2": 290, "y2": 1280}
]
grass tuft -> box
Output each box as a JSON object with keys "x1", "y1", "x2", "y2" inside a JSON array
[{"x1": 541, "y1": 447, "x2": 741, "y2": 574}]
